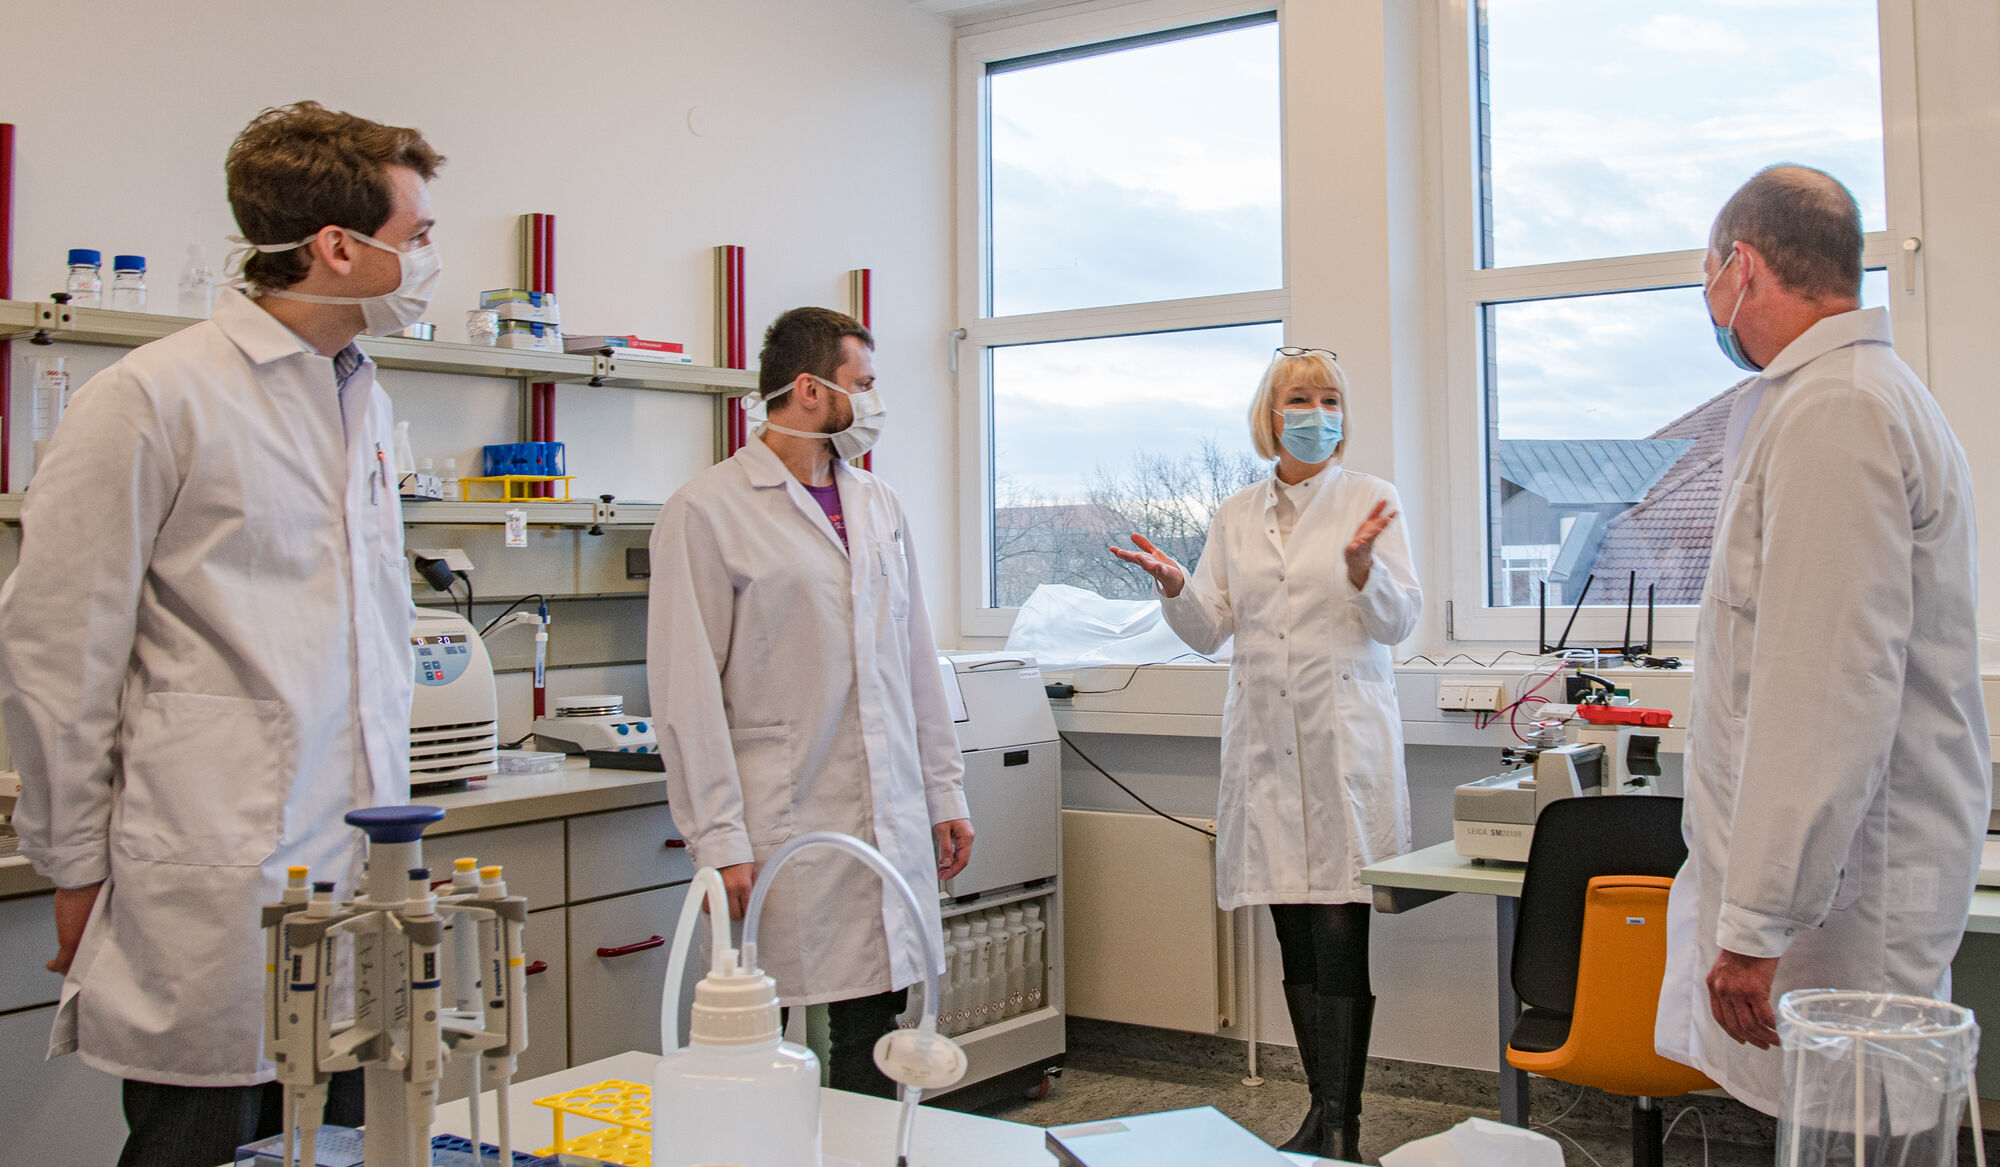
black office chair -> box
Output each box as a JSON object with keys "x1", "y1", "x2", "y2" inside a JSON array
[{"x1": 1507, "y1": 795, "x2": 1716, "y2": 1167}]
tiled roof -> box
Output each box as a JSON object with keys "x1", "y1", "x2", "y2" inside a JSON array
[
  {"x1": 1593, "y1": 379, "x2": 1753, "y2": 605},
  {"x1": 1498, "y1": 439, "x2": 1694, "y2": 506}
]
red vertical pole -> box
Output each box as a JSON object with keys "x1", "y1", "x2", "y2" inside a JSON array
[
  {"x1": 525, "y1": 212, "x2": 557, "y2": 498},
  {"x1": 1, "y1": 123, "x2": 14, "y2": 493},
  {"x1": 716, "y1": 245, "x2": 748, "y2": 459},
  {"x1": 848, "y1": 268, "x2": 872, "y2": 471}
]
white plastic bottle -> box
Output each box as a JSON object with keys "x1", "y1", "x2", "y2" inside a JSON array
[
  {"x1": 64, "y1": 249, "x2": 102, "y2": 306},
  {"x1": 107, "y1": 255, "x2": 147, "y2": 311},
  {"x1": 1004, "y1": 906, "x2": 1028, "y2": 1018},
  {"x1": 652, "y1": 958, "x2": 820, "y2": 1167},
  {"x1": 440, "y1": 457, "x2": 461, "y2": 501},
  {"x1": 968, "y1": 918, "x2": 993, "y2": 1033},
  {"x1": 947, "y1": 922, "x2": 974, "y2": 1036},
  {"x1": 982, "y1": 910, "x2": 1010, "y2": 1026},
  {"x1": 1023, "y1": 903, "x2": 1047, "y2": 1013},
  {"x1": 177, "y1": 243, "x2": 214, "y2": 318},
  {"x1": 28, "y1": 356, "x2": 69, "y2": 478}
]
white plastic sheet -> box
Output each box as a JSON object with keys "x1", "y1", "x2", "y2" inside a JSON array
[
  {"x1": 1002, "y1": 584, "x2": 1229, "y2": 670},
  {"x1": 1777, "y1": 990, "x2": 1983, "y2": 1167},
  {"x1": 1377, "y1": 1117, "x2": 1563, "y2": 1167}
]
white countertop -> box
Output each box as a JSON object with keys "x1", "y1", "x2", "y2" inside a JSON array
[
  {"x1": 0, "y1": 761, "x2": 668, "y2": 899},
  {"x1": 1363, "y1": 840, "x2": 2000, "y2": 934},
  {"x1": 435, "y1": 1051, "x2": 1350, "y2": 1166}
]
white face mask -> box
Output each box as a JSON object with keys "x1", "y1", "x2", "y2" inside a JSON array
[
  {"x1": 753, "y1": 374, "x2": 887, "y2": 461},
  {"x1": 236, "y1": 227, "x2": 442, "y2": 336}
]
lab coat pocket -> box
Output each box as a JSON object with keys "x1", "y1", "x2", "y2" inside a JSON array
[
  {"x1": 878, "y1": 547, "x2": 911, "y2": 621},
  {"x1": 116, "y1": 692, "x2": 291, "y2": 867},
  {"x1": 1708, "y1": 481, "x2": 1763, "y2": 609},
  {"x1": 730, "y1": 724, "x2": 796, "y2": 846}
]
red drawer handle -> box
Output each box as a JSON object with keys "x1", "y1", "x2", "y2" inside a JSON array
[
  {"x1": 524, "y1": 960, "x2": 549, "y2": 976},
  {"x1": 664, "y1": 839, "x2": 688, "y2": 849},
  {"x1": 597, "y1": 935, "x2": 665, "y2": 958}
]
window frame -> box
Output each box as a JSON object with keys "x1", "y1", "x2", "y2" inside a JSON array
[
  {"x1": 954, "y1": 0, "x2": 1290, "y2": 639},
  {"x1": 1432, "y1": 0, "x2": 1929, "y2": 646}
]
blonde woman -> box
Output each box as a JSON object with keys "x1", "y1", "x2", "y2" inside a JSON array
[{"x1": 1111, "y1": 347, "x2": 1420, "y2": 1159}]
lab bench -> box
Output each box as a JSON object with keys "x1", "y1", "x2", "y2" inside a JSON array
[{"x1": 0, "y1": 762, "x2": 691, "y2": 1164}]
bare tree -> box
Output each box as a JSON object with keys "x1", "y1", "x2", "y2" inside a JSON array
[{"x1": 991, "y1": 438, "x2": 1267, "y2": 606}]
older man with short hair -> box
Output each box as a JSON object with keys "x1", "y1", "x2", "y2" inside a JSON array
[{"x1": 1656, "y1": 164, "x2": 1989, "y2": 1115}]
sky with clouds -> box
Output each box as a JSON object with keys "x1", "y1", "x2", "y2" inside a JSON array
[{"x1": 987, "y1": 2, "x2": 1886, "y2": 551}]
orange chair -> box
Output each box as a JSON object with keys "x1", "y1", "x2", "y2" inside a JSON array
[{"x1": 1505, "y1": 796, "x2": 1716, "y2": 1167}]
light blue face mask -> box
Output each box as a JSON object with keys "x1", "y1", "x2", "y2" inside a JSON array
[
  {"x1": 1277, "y1": 407, "x2": 1343, "y2": 464},
  {"x1": 1705, "y1": 249, "x2": 1762, "y2": 372}
]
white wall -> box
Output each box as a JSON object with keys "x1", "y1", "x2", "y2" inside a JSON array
[{"x1": 1, "y1": 0, "x2": 964, "y2": 637}]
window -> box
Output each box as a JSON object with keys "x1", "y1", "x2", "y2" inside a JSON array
[
  {"x1": 957, "y1": 7, "x2": 1286, "y2": 634},
  {"x1": 1441, "y1": 0, "x2": 1923, "y2": 640}
]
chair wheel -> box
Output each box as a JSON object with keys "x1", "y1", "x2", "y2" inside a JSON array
[{"x1": 1024, "y1": 1075, "x2": 1053, "y2": 1101}]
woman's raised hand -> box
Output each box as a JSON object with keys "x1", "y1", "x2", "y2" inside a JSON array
[
  {"x1": 1110, "y1": 533, "x2": 1187, "y2": 599},
  {"x1": 1346, "y1": 499, "x2": 1398, "y2": 590}
]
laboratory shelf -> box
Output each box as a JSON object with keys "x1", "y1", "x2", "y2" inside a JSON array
[
  {"x1": 0, "y1": 298, "x2": 757, "y2": 397},
  {"x1": 0, "y1": 494, "x2": 661, "y2": 529}
]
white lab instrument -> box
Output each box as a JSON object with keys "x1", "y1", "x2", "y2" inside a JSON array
[
  {"x1": 530, "y1": 693, "x2": 658, "y2": 756},
  {"x1": 933, "y1": 651, "x2": 1066, "y2": 1097},
  {"x1": 409, "y1": 609, "x2": 499, "y2": 792},
  {"x1": 258, "y1": 806, "x2": 530, "y2": 1167},
  {"x1": 655, "y1": 831, "x2": 966, "y2": 1167},
  {"x1": 1452, "y1": 720, "x2": 1607, "y2": 863}
]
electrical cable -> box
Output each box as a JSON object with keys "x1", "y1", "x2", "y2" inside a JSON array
[
  {"x1": 1662, "y1": 1104, "x2": 1711, "y2": 1167},
  {"x1": 481, "y1": 593, "x2": 548, "y2": 637},
  {"x1": 1058, "y1": 731, "x2": 1216, "y2": 839},
  {"x1": 1530, "y1": 1083, "x2": 1606, "y2": 1167}
]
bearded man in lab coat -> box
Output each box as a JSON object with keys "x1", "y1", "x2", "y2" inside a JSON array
[
  {"x1": 647, "y1": 306, "x2": 973, "y2": 1098},
  {"x1": 1655, "y1": 165, "x2": 1989, "y2": 1115},
  {"x1": 0, "y1": 103, "x2": 436, "y2": 1166}
]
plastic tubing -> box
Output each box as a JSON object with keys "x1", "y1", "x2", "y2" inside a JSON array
[
  {"x1": 741, "y1": 831, "x2": 945, "y2": 1167},
  {"x1": 660, "y1": 867, "x2": 733, "y2": 1052}
]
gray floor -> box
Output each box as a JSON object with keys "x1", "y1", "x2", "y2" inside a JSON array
[{"x1": 951, "y1": 1018, "x2": 1995, "y2": 1165}]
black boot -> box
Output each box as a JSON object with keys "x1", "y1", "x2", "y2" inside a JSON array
[
  {"x1": 1276, "y1": 982, "x2": 1326, "y2": 1153},
  {"x1": 1315, "y1": 993, "x2": 1375, "y2": 1162}
]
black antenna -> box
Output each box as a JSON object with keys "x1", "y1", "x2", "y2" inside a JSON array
[
  {"x1": 1645, "y1": 584, "x2": 1655, "y2": 654},
  {"x1": 1539, "y1": 580, "x2": 1548, "y2": 654},
  {"x1": 1620, "y1": 570, "x2": 1636, "y2": 658},
  {"x1": 1552, "y1": 573, "x2": 1593, "y2": 653}
]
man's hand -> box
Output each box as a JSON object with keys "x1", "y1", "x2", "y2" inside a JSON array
[
  {"x1": 935, "y1": 819, "x2": 975, "y2": 882},
  {"x1": 48, "y1": 883, "x2": 104, "y2": 975},
  {"x1": 717, "y1": 863, "x2": 757, "y2": 921},
  {"x1": 1707, "y1": 948, "x2": 1782, "y2": 1049}
]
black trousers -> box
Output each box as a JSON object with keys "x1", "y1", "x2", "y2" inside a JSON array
[
  {"x1": 1268, "y1": 901, "x2": 1372, "y2": 996},
  {"x1": 118, "y1": 1068, "x2": 364, "y2": 1167},
  {"x1": 785, "y1": 987, "x2": 910, "y2": 1099}
]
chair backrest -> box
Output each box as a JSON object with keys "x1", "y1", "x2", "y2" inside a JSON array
[{"x1": 1513, "y1": 794, "x2": 1686, "y2": 1016}]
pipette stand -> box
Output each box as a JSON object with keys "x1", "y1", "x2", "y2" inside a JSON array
[{"x1": 260, "y1": 805, "x2": 530, "y2": 1167}]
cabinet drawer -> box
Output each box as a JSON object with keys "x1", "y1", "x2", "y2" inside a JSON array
[
  {"x1": 0, "y1": 895, "x2": 63, "y2": 1012},
  {"x1": 0, "y1": 1005, "x2": 126, "y2": 1165},
  {"x1": 427, "y1": 820, "x2": 565, "y2": 911},
  {"x1": 566, "y1": 804, "x2": 693, "y2": 902},
  {"x1": 438, "y1": 907, "x2": 568, "y2": 1101},
  {"x1": 566, "y1": 884, "x2": 701, "y2": 1065}
]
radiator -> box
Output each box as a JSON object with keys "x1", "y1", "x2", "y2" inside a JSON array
[{"x1": 1060, "y1": 808, "x2": 1234, "y2": 1034}]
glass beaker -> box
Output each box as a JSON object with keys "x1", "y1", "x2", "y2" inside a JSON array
[{"x1": 1777, "y1": 989, "x2": 1982, "y2": 1167}]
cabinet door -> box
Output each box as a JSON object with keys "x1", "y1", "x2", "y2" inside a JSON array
[
  {"x1": 438, "y1": 906, "x2": 568, "y2": 1102},
  {"x1": 426, "y1": 820, "x2": 566, "y2": 912},
  {"x1": 0, "y1": 893, "x2": 64, "y2": 1012},
  {"x1": 0, "y1": 1005, "x2": 127, "y2": 1164},
  {"x1": 943, "y1": 743, "x2": 1061, "y2": 899},
  {"x1": 567, "y1": 803, "x2": 694, "y2": 902},
  {"x1": 566, "y1": 883, "x2": 702, "y2": 1064}
]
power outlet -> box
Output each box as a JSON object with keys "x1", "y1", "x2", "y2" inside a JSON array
[{"x1": 1438, "y1": 676, "x2": 1506, "y2": 712}]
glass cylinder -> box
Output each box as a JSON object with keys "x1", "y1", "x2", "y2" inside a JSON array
[{"x1": 1777, "y1": 990, "x2": 1980, "y2": 1167}]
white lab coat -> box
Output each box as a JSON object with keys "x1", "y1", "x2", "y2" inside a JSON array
[
  {"x1": 1655, "y1": 308, "x2": 1989, "y2": 1115},
  {"x1": 645, "y1": 436, "x2": 968, "y2": 1005},
  {"x1": 1159, "y1": 467, "x2": 1422, "y2": 910},
  {"x1": 0, "y1": 288, "x2": 416, "y2": 1086}
]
